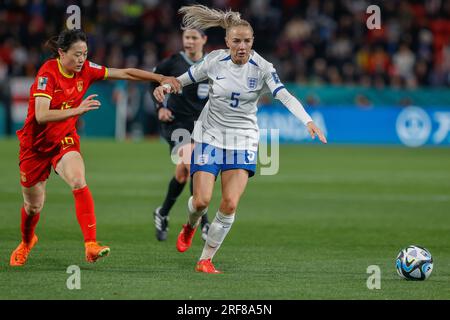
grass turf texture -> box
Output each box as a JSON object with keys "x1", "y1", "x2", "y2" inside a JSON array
[{"x1": 0, "y1": 138, "x2": 449, "y2": 299}]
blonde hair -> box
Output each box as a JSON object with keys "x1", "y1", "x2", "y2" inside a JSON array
[{"x1": 178, "y1": 5, "x2": 253, "y2": 36}]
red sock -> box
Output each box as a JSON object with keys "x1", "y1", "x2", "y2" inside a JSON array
[
  {"x1": 21, "y1": 207, "x2": 40, "y2": 243},
  {"x1": 73, "y1": 186, "x2": 96, "y2": 243}
]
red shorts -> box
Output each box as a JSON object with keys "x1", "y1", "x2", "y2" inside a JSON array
[{"x1": 19, "y1": 135, "x2": 81, "y2": 188}]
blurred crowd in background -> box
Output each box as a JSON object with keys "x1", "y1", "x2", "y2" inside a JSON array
[{"x1": 1, "y1": 0, "x2": 450, "y2": 89}]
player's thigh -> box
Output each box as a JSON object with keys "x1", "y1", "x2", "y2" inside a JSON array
[
  {"x1": 55, "y1": 151, "x2": 86, "y2": 188},
  {"x1": 178, "y1": 143, "x2": 194, "y2": 167},
  {"x1": 220, "y1": 169, "x2": 249, "y2": 204},
  {"x1": 174, "y1": 143, "x2": 193, "y2": 182},
  {"x1": 174, "y1": 162, "x2": 189, "y2": 183},
  {"x1": 22, "y1": 181, "x2": 47, "y2": 214},
  {"x1": 192, "y1": 171, "x2": 216, "y2": 205}
]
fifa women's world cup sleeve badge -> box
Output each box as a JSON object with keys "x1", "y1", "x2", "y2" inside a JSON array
[
  {"x1": 77, "y1": 80, "x2": 83, "y2": 92},
  {"x1": 37, "y1": 77, "x2": 48, "y2": 90}
]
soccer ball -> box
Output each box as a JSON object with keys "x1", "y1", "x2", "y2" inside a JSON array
[{"x1": 396, "y1": 245, "x2": 433, "y2": 280}]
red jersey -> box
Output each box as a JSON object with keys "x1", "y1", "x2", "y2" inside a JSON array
[{"x1": 17, "y1": 58, "x2": 108, "y2": 153}]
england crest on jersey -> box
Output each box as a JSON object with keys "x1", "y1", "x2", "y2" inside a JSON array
[{"x1": 248, "y1": 77, "x2": 258, "y2": 89}]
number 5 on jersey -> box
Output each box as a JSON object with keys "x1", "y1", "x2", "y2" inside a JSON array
[{"x1": 230, "y1": 92, "x2": 240, "y2": 108}]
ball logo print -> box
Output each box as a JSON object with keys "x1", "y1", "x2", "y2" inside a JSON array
[{"x1": 396, "y1": 106, "x2": 432, "y2": 147}]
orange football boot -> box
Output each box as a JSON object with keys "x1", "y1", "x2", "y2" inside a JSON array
[
  {"x1": 10, "y1": 234, "x2": 38, "y2": 266},
  {"x1": 85, "y1": 242, "x2": 110, "y2": 263},
  {"x1": 195, "y1": 259, "x2": 222, "y2": 274},
  {"x1": 176, "y1": 224, "x2": 197, "y2": 252}
]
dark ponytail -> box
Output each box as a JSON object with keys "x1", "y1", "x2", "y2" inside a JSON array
[{"x1": 45, "y1": 29, "x2": 88, "y2": 58}]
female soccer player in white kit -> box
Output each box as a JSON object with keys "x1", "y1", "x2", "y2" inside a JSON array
[{"x1": 154, "y1": 5, "x2": 327, "y2": 273}]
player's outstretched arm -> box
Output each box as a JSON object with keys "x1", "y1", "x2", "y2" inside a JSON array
[
  {"x1": 107, "y1": 68, "x2": 181, "y2": 92},
  {"x1": 153, "y1": 68, "x2": 197, "y2": 103},
  {"x1": 275, "y1": 89, "x2": 327, "y2": 144},
  {"x1": 35, "y1": 95, "x2": 101, "y2": 124}
]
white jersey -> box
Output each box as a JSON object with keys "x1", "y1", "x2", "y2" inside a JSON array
[{"x1": 178, "y1": 49, "x2": 311, "y2": 151}]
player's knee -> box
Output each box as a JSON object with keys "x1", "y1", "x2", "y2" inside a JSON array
[
  {"x1": 221, "y1": 196, "x2": 238, "y2": 213},
  {"x1": 24, "y1": 202, "x2": 43, "y2": 215},
  {"x1": 175, "y1": 170, "x2": 188, "y2": 184},
  {"x1": 69, "y1": 175, "x2": 87, "y2": 190},
  {"x1": 193, "y1": 196, "x2": 210, "y2": 212}
]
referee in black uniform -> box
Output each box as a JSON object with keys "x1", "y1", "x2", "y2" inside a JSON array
[{"x1": 150, "y1": 29, "x2": 210, "y2": 241}]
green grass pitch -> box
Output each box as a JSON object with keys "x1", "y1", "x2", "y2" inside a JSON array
[{"x1": 0, "y1": 138, "x2": 449, "y2": 299}]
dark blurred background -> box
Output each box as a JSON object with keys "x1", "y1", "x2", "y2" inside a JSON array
[
  {"x1": 0, "y1": 0, "x2": 449, "y2": 145},
  {"x1": 1, "y1": 0, "x2": 449, "y2": 88}
]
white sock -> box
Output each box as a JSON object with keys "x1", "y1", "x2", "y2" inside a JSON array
[
  {"x1": 187, "y1": 196, "x2": 208, "y2": 228},
  {"x1": 200, "y1": 210, "x2": 235, "y2": 261}
]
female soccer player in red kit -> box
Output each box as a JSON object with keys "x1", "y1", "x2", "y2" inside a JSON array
[{"x1": 10, "y1": 29, "x2": 181, "y2": 266}]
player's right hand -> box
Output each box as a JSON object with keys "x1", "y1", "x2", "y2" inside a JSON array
[
  {"x1": 158, "y1": 108, "x2": 174, "y2": 122},
  {"x1": 77, "y1": 94, "x2": 101, "y2": 115},
  {"x1": 160, "y1": 76, "x2": 181, "y2": 94}
]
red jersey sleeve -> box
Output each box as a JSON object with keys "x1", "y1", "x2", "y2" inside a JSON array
[
  {"x1": 32, "y1": 71, "x2": 56, "y2": 101},
  {"x1": 85, "y1": 60, "x2": 108, "y2": 83}
]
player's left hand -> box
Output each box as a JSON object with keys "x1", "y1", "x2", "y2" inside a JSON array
[
  {"x1": 307, "y1": 121, "x2": 327, "y2": 144},
  {"x1": 160, "y1": 76, "x2": 181, "y2": 94},
  {"x1": 154, "y1": 86, "x2": 169, "y2": 103}
]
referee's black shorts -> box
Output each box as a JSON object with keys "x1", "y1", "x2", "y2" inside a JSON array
[{"x1": 160, "y1": 120, "x2": 195, "y2": 154}]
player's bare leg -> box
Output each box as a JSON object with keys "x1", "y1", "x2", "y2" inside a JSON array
[
  {"x1": 176, "y1": 171, "x2": 215, "y2": 252},
  {"x1": 10, "y1": 181, "x2": 46, "y2": 266},
  {"x1": 196, "y1": 169, "x2": 248, "y2": 273},
  {"x1": 56, "y1": 151, "x2": 110, "y2": 262},
  {"x1": 180, "y1": 144, "x2": 210, "y2": 240}
]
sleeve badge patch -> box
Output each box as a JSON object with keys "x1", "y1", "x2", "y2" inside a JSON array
[
  {"x1": 89, "y1": 61, "x2": 102, "y2": 69},
  {"x1": 37, "y1": 77, "x2": 48, "y2": 90}
]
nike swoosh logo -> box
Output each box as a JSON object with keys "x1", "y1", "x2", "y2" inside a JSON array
[
  {"x1": 216, "y1": 76, "x2": 226, "y2": 80},
  {"x1": 55, "y1": 89, "x2": 63, "y2": 92},
  {"x1": 88, "y1": 224, "x2": 96, "y2": 228}
]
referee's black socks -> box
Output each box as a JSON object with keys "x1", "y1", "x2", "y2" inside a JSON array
[{"x1": 160, "y1": 177, "x2": 186, "y2": 217}]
